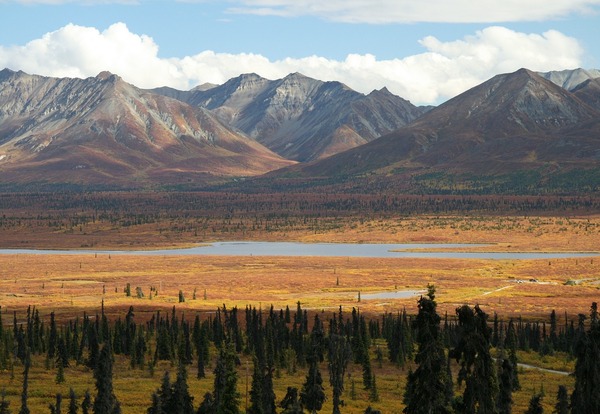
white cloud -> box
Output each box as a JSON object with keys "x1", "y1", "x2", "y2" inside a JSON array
[
  {"x1": 0, "y1": 23, "x2": 584, "y2": 105},
  {"x1": 224, "y1": 0, "x2": 600, "y2": 23}
]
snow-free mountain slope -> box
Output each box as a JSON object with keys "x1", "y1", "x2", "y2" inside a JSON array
[
  {"x1": 157, "y1": 72, "x2": 428, "y2": 161},
  {"x1": 0, "y1": 69, "x2": 294, "y2": 188},
  {"x1": 539, "y1": 68, "x2": 600, "y2": 91},
  {"x1": 278, "y1": 68, "x2": 600, "y2": 183}
]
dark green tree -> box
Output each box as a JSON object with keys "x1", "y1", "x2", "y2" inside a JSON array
[
  {"x1": 248, "y1": 356, "x2": 276, "y2": 414},
  {"x1": 81, "y1": 391, "x2": 91, "y2": 414},
  {"x1": 212, "y1": 343, "x2": 240, "y2": 414},
  {"x1": 171, "y1": 362, "x2": 195, "y2": 414},
  {"x1": 496, "y1": 358, "x2": 513, "y2": 414},
  {"x1": 68, "y1": 389, "x2": 78, "y2": 414},
  {"x1": 571, "y1": 302, "x2": 600, "y2": 413},
  {"x1": 279, "y1": 387, "x2": 303, "y2": 414},
  {"x1": 48, "y1": 312, "x2": 58, "y2": 361},
  {"x1": 49, "y1": 393, "x2": 62, "y2": 414},
  {"x1": 328, "y1": 334, "x2": 351, "y2": 414},
  {"x1": 19, "y1": 349, "x2": 30, "y2": 414},
  {"x1": 504, "y1": 320, "x2": 520, "y2": 391},
  {"x1": 369, "y1": 374, "x2": 379, "y2": 403},
  {"x1": 525, "y1": 394, "x2": 544, "y2": 414},
  {"x1": 196, "y1": 393, "x2": 214, "y2": 414},
  {"x1": 92, "y1": 345, "x2": 121, "y2": 414},
  {"x1": 553, "y1": 385, "x2": 569, "y2": 414},
  {"x1": 146, "y1": 393, "x2": 161, "y2": 414},
  {"x1": 300, "y1": 355, "x2": 325, "y2": 414},
  {"x1": 450, "y1": 304, "x2": 498, "y2": 414},
  {"x1": 403, "y1": 285, "x2": 452, "y2": 414}
]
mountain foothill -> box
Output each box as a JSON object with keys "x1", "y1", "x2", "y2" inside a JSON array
[{"x1": 0, "y1": 66, "x2": 599, "y2": 194}]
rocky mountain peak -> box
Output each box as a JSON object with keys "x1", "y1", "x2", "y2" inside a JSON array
[
  {"x1": 96, "y1": 71, "x2": 121, "y2": 83},
  {"x1": 539, "y1": 68, "x2": 600, "y2": 91},
  {"x1": 0, "y1": 68, "x2": 18, "y2": 81}
]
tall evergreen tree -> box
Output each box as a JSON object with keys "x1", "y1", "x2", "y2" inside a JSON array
[
  {"x1": 68, "y1": 388, "x2": 78, "y2": 414},
  {"x1": 248, "y1": 356, "x2": 276, "y2": 414},
  {"x1": 92, "y1": 345, "x2": 121, "y2": 414},
  {"x1": 19, "y1": 349, "x2": 30, "y2": 414},
  {"x1": 81, "y1": 391, "x2": 91, "y2": 414},
  {"x1": 171, "y1": 362, "x2": 195, "y2": 414},
  {"x1": 451, "y1": 304, "x2": 498, "y2": 414},
  {"x1": 553, "y1": 385, "x2": 569, "y2": 414},
  {"x1": 48, "y1": 312, "x2": 58, "y2": 361},
  {"x1": 280, "y1": 387, "x2": 303, "y2": 414},
  {"x1": 403, "y1": 285, "x2": 452, "y2": 414},
  {"x1": 196, "y1": 393, "x2": 214, "y2": 414},
  {"x1": 525, "y1": 394, "x2": 544, "y2": 414},
  {"x1": 49, "y1": 393, "x2": 62, "y2": 414},
  {"x1": 496, "y1": 358, "x2": 513, "y2": 414},
  {"x1": 504, "y1": 320, "x2": 520, "y2": 391},
  {"x1": 328, "y1": 334, "x2": 351, "y2": 414},
  {"x1": 571, "y1": 302, "x2": 600, "y2": 413},
  {"x1": 212, "y1": 343, "x2": 240, "y2": 414},
  {"x1": 300, "y1": 355, "x2": 326, "y2": 414}
]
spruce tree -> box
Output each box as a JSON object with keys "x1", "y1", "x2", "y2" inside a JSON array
[
  {"x1": 553, "y1": 385, "x2": 569, "y2": 414},
  {"x1": 496, "y1": 359, "x2": 513, "y2": 414},
  {"x1": 504, "y1": 319, "x2": 520, "y2": 391},
  {"x1": 525, "y1": 394, "x2": 544, "y2": 414},
  {"x1": 154, "y1": 371, "x2": 172, "y2": 414},
  {"x1": 81, "y1": 391, "x2": 91, "y2": 414},
  {"x1": 171, "y1": 362, "x2": 195, "y2": 414},
  {"x1": 248, "y1": 356, "x2": 276, "y2": 414},
  {"x1": 196, "y1": 393, "x2": 214, "y2": 414},
  {"x1": 451, "y1": 304, "x2": 498, "y2": 414},
  {"x1": 146, "y1": 393, "x2": 161, "y2": 414},
  {"x1": 369, "y1": 374, "x2": 379, "y2": 402},
  {"x1": 19, "y1": 349, "x2": 30, "y2": 414},
  {"x1": 68, "y1": 389, "x2": 78, "y2": 414},
  {"x1": 328, "y1": 334, "x2": 351, "y2": 414},
  {"x1": 212, "y1": 343, "x2": 240, "y2": 414},
  {"x1": 571, "y1": 302, "x2": 600, "y2": 413},
  {"x1": 92, "y1": 344, "x2": 121, "y2": 414},
  {"x1": 300, "y1": 355, "x2": 326, "y2": 414},
  {"x1": 403, "y1": 285, "x2": 452, "y2": 414},
  {"x1": 49, "y1": 393, "x2": 62, "y2": 414},
  {"x1": 279, "y1": 387, "x2": 303, "y2": 414}
]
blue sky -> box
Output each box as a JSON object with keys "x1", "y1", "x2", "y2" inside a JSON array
[{"x1": 1, "y1": 0, "x2": 599, "y2": 105}]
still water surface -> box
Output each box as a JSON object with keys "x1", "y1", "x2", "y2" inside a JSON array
[{"x1": 0, "y1": 241, "x2": 598, "y2": 260}]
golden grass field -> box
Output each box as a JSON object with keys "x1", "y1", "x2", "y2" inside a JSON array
[{"x1": 0, "y1": 214, "x2": 598, "y2": 412}]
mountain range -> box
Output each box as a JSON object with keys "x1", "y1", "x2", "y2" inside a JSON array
[
  {"x1": 267, "y1": 68, "x2": 600, "y2": 194},
  {"x1": 0, "y1": 69, "x2": 293, "y2": 188},
  {"x1": 150, "y1": 72, "x2": 429, "y2": 162},
  {"x1": 0, "y1": 67, "x2": 599, "y2": 193}
]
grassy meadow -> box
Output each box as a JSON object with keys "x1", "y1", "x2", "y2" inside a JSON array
[{"x1": 0, "y1": 212, "x2": 598, "y2": 413}]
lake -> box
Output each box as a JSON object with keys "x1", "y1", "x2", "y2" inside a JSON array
[{"x1": 0, "y1": 241, "x2": 598, "y2": 260}]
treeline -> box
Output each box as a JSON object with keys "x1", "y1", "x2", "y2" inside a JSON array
[
  {"x1": 1, "y1": 292, "x2": 599, "y2": 413},
  {"x1": 0, "y1": 192, "x2": 598, "y2": 228}
]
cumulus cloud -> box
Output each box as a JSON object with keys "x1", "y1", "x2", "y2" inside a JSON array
[
  {"x1": 225, "y1": 0, "x2": 600, "y2": 23},
  {"x1": 0, "y1": 23, "x2": 584, "y2": 105}
]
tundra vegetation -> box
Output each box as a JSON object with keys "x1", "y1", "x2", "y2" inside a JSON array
[{"x1": 0, "y1": 191, "x2": 598, "y2": 413}]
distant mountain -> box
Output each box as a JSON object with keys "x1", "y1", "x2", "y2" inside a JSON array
[
  {"x1": 0, "y1": 69, "x2": 293, "y2": 189},
  {"x1": 572, "y1": 78, "x2": 600, "y2": 111},
  {"x1": 152, "y1": 73, "x2": 428, "y2": 161},
  {"x1": 539, "y1": 68, "x2": 600, "y2": 91},
  {"x1": 268, "y1": 68, "x2": 600, "y2": 194}
]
